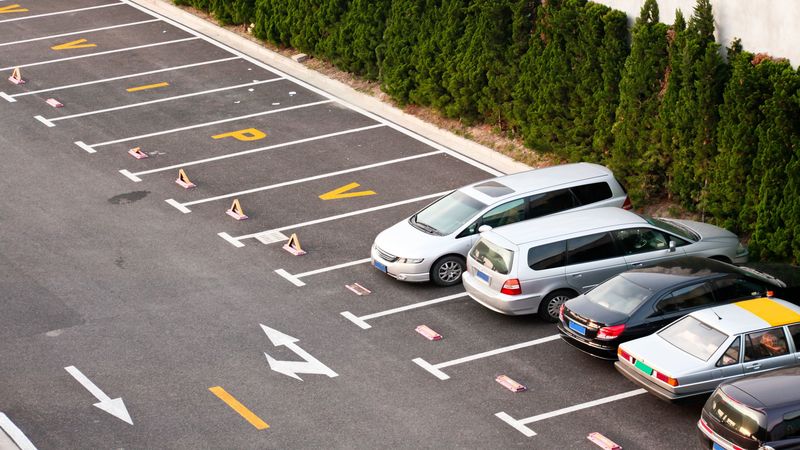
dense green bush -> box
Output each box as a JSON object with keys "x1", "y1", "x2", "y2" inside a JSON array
[{"x1": 176, "y1": 0, "x2": 800, "y2": 262}]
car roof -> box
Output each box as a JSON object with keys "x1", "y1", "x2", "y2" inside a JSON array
[
  {"x1": 621, "y1": 257, "x2": 782, "y2": 290},
  {"x1": 722, "y1": 366, "x2": 800, "y2": 409},
  {"x1": 483, "y1": 206, "x2": 645, "y2": 246},
  {"x1": 693, "y1": 297, "x2": 800, "y2": 335},
  {"x1": 461, "y1": 162, "x2": 613, "y2": 203}
]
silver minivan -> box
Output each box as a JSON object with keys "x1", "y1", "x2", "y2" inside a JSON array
[
  {"x1": 371, "y1": 163, "x2": 631, "y2": 286},
  {"x1": 463, "y1": 207, "x2": 749, "y2": 322}
]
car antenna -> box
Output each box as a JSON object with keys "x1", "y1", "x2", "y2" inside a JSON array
[{"x1": 711, "y1": 308, "x2": 722, "y2": 320}]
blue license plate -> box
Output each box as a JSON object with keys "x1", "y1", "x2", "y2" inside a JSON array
[
  {"x1": 712, "y1": 443, "x2": 724, "y2": 450},
  {"x1": 476, "y1": 270, "x2": 490, "y2": 283},
  {"x1": 373, "y1": 260, "x2": 387, "y2": 273},
  {"x1": 568, "y1": 321, "x2": 586, "y2": 335}
]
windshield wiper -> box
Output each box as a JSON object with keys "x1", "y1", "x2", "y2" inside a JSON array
[{"x1": 414, "y1": 221, "x2": 440, "y2": 235}]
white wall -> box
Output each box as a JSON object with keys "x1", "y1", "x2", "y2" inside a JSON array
[{"x1": 595, "y1": 0, "x2": 800, "y2": 67}]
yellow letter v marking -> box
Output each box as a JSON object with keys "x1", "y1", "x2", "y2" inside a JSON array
[{"x1": 51, "y1": 39, "x2": 97, "y2": 51}]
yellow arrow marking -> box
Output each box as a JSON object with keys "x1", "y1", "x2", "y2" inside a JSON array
[
  {"x1": 126, "y1": 82, "x2": 169, "y2": 92},
  {"x1": 51, "y1": 38, "x2": 96, "y2": 51},
  {"x1": 209, "y1": 386, "x2": 269, "y2": 430},
  {"x1": 0, "y1": 4, "x2": 29, "y2": 14},
  {"x1": 319, "y1": 182, "x2": 376, "y2": 200}
]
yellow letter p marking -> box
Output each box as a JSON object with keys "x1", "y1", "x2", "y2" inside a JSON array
[{"x1": 211, "y1": 128, "x2": 266, "y2": 142}]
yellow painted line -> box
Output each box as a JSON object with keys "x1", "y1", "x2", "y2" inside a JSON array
[
  {"x1": 319, "y1": 182, "x2": 376, "y2": 200},
  {"x1": 0, "y1": 4, "x2": 29, "y2": 14},
  {"x1": 735, "y1": 298, "x2": 800, "y2": 327},
  {"x1": 51, "y1": 38, "x2": 96, "y2": 51},
  {"x1": 209, "y1": 386, "x2": 269, "y2": 430},
  {"x1": 126, "y1": 82, "x2": 169, "y2": 92}
]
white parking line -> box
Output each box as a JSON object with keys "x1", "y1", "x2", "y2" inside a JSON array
[
  {"x1": 222, "y1": 191, "x2": 446, "y2": 247},
  {"x1": 0, "y1": 37, "x2": 199, "y2": 72},
  {"x1": 0, "y1": 2, "x2": 123, "y2": 24},
  {"x1": 413, "y1": 334, "x2": 562, "y2": 381},
  {"x1": 495, "y1": 389, "x2": 647, "y2": 437},
  {"x1": 1, "y1": 57, "x2": 239, "y2": 102},
  {"x1": 166, "y1": 150, "x2": 441, "y2": 212},
  {"x1": 0, "y1": 412, "x2": 37, "y2": 450},
  {"x1": 275, "y1": 258, "x2": 371, "y2": 287},
  {"x1": 0, "y1": 19, "x2": 160, "y2": 47},
  {"x1": 121, "y1": 123, "x2": 383, "y2": 182},
  {"x1": 45, "y1": 78, "x2": 282, "y2": 124},
  {"x1": 341, "y1": 292, "x2": 469, "y2": 330},
  {"x1": 77, "y1": 99, "x2": 333, "y2": 153}
]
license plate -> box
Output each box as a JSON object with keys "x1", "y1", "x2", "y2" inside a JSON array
[
  {"x1": 712, "y1": 443, "x2": 725, "y2": 450},
  {"x1": 568, "y1": 321, "x2": 586, "y2": 335},
  {"x1": 476, "y1": 270, "x2": 490, "y2": 284},
  {"x1": 634, "y1": 360, "x2": 653, "y2": 376},
  {"x1": 373, "y1": 260, "x2": 387, "y2": 273}
]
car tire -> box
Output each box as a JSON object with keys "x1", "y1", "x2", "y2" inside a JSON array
[
  {"x1": 430, "y1": 255, "x2": 465, "y2": 287},
  {"x1": 538, "y1": 290, "x2": 576, "y2": 323}
]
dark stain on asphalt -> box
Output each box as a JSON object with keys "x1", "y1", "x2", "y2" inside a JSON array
[{"x1": 108, "y1": 191, "x2": 150, "y2": 205}]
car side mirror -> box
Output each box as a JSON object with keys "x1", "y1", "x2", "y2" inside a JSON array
[
  {"x1": 669, "y1": 240, "x2": 676, "y2": 252},
  {"x1": 478, "y1": 225, "x2": 493, "y2": 233}
]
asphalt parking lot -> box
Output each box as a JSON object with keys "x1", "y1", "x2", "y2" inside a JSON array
[{"x1": 0, "y1": 1, "x2": 733, "y2": 448}]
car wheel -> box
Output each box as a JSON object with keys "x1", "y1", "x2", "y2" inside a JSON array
[
  {"x1": 538, "y1": 290, "x2": 576, "y2": 323},
  {"x1": 431, "y1": 256, "x2": 465, "y2": 287}
]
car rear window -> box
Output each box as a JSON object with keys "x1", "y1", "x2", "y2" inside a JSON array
[
  {"x1": 585, "y1": 275, "x2": 652, "y2": 315},
  {"x1": 571, "y1": 182, "x2": 612, "y2": 205},
  {"x1": 470, "y1": 238, "x2": 514, "y2": 275},
  {"x1": 658, "y1": 316, "x2": 728, "y2": 361},
  {"x1": 704, "y1": 389, "x2": 766, "y2": 442}
]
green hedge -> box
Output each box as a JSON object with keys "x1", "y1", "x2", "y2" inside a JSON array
[{"x1": 175, "y1": 0, "x2": 800, "y2": 263}]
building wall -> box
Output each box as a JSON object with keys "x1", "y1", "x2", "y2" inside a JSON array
[{"x1": 595, "y1": 0, "x2": 799, "y2": 67}]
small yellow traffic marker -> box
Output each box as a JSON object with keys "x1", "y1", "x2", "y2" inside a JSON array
[
  {"x1": 319, "y1": 182, "x2": 376, "y2": 200},
  {"x1": 126, "y1": 82, "x2": 169, "y2": 92},
  {"x1": 128, "y1": 147, "x2": 148, "y2": 159},
  {"x1": 175, "y1": 169, "x2": 195, "y2": 189},
  {"x1": 226, "y1": 198, "x2": 248, "y2": 220},
  {"x1": 212, "y1": 128, "x2": 266, "y2": 142},
  {"x1": 282, "y1": 233, "x2": 306, "y2": 256},
  {"x1": 51, "y1": 38, "x2": 96, "y2": 51},
  {"x1": 209, "y1": 386, "x2": 269, "y2": 430},
  {"x1": 8, "y1": 67, "x2": 24, "y2": 85},
  {"x1": 0, "y1": 4, "x2": 28, "y2": 14}
]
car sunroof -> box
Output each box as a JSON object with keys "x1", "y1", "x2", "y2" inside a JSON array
[{"x1": 472, "y1": 181, "x2": 514, "y2": 197}]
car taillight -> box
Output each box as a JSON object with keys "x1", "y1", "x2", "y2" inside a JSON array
[
  {"x1": 501, "y1": 279, "x2": 522, "y2": 296},
  {"x1": 767, "y1": 290, "x2": 774, "y2": 297},
  {"x1": 653, "y1": 370, "x2": 679, "y2": 386},
  {"x1": 617, "y1": 347, "x2": 632, "y2": 363},
  {"x1": 596, "y1": 324, "x2": 625, "y2": 340},
  {"x1": 622, "y1": 196, "x2": 633, "y2": 210},
  {"x1": 559, "y1": 304, "x2": 565, "y2": 322}
]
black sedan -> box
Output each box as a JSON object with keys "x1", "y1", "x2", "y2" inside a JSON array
[{"x1": 557, "y1": 257, "x2": 786, "y2": 360}]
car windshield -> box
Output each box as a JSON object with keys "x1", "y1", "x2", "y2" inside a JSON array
[
  {"x1": 643, "y1": 216, "x2": 699, "y2": 242},
  {"x1": 411, "y1": 190, "x2": 487, "y2": 236},
  {"x1": 705, "y1": 389, "x2": 766, "y2": 442},
  {"x1": 658, "y1": 316, "x2": 728, "y2": 361},
  {"x1": 470, "y1": 238, "x2": 514, "y2": 275},
  {"x1": 585, "y1": 275, "x2": 653, "y2": 315}
]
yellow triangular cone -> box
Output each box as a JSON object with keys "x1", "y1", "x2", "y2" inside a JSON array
[
  {"x1": 283, "y1": 233, "x2": 306, "y2": 255},
  {"x1": 175, "y1": 168, "x2": 195, "y2": 188},
  {"x1": 8, "y1": 67, "x2": 24, "y2": 84},
  {"x1": 226, "y1": 198, "x2": 248, "y2": 220}
]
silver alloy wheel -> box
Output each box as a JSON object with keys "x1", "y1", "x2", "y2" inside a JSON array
[
  {"x1": 438, "y1": 260, "x2": 463, "y2": 283},
  {"x1": 546, "y1": 294, "x2": 571, "y2": 320}
]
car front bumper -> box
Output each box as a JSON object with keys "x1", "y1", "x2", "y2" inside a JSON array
[{"x1": 370, "y1": 247, "x2": 431, "y2": 283}]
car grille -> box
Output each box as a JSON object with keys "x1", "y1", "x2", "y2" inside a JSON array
[{"x1": 375, "y1": 246, "x2": 398, "y2": 262}]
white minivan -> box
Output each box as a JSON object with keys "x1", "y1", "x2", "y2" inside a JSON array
[{"x1": 371, "y1": 163, "x2": 631, "y2": 286}]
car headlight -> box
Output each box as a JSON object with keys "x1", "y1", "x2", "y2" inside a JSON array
[
  {"x1": 398, "y1": 257, "x2": 424, "y2": 264},
  {"x1": 736, "y1": 242, "x2": 748, "y2": 256}
]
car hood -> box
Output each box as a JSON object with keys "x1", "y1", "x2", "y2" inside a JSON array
[
  {"x1": 565, "y1": 295, "x2": 630, "y2": 326},
  {"x1": 668, "y1": 218, "x2": 738, "y2": 242},
  {"x1": 621, "y1": 335, "x2": 710, "y2": 378},
  {"x1": 373, "y1": 219, "x2": 453, "y2": 259}
]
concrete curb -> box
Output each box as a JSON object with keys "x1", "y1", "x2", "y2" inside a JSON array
[{"x1": 127, "y1": 0, "x2": 531, "y2": 176}]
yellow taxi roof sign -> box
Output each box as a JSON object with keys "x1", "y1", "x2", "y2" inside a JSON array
[{"x1": 735, "y1": 298, "x2": 800, "y2": 327}]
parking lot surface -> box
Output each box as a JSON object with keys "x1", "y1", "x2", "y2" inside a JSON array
[{"x1": 0, "y1": 1, "x2": 712, "y2": 448}]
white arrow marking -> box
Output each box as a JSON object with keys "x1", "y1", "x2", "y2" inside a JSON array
[
  {"x1": 260, "y1": 324, "x2": 337, "y2": 381},
  {"x1": 64, "y1": 366, "x2": 133, "y2": 425}
]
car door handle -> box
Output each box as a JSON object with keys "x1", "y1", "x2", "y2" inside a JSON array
[
  {"x1": 745, "y1": 363, "x2": 761, "y2": 370},
  {"x1": 631, "y1": 263, "x2": 644, "y2": 267},
  {"x1": 571, "y1": 274, "x2": 582, "y2": 278}
]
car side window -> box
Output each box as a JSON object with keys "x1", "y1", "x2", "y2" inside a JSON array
[
  {"x1": 711, "y1": 277, "x2": 765, "y2": 302},
  {"x1": 570, "y1": 182, "x2": 612, "y2": 205},
  {"x1": 480, "y1": 199, "x2": 526, "y2": 229},
  {"x1": 566, "y1": 232, "x2": 621, "y2": 265},
  {"x1": 715, "y1": 336, "x2": 741, "y2": 367},
  {"x1": 528, "y1": 241, "x2": 567, "y2": 271},
  {"x1": 744, "y1": 328, "x2": 790, "y2": 361},
  {"x1": 782, "y1": 411, "x2": 800, "y2": 439},
  {"x1": 612, "y1": 228, "x2": 669, "y2": 255},
  {"x1": 790, "y1": 324, "x2": 800, "y2": 353},
  {"x1": 654, "y1": 283, "x2": 715, "y2": 314},
  {"x1": 527, "y1": 189, "x2": 577, "y2": 219}
]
